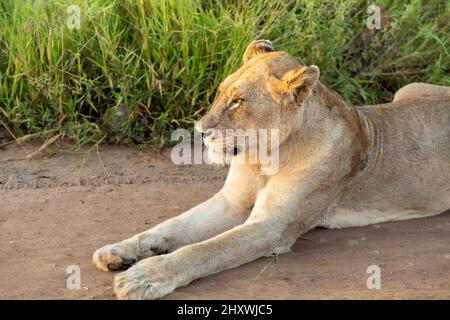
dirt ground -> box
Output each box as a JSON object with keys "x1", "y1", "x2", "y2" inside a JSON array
[{"x1": 0, "y1": 143, "x2": 449, "y2": 300}]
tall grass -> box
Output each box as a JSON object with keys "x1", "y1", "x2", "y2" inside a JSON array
[{"x1": 0, "y1": 0, "x2": 448, "y2": 146}]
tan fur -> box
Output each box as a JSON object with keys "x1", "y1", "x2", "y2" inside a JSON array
[
  {"x1": 93, "y1": 40, "x2": 450, "y2": 299},
  {"x1": 393, "y1": 82, "x2": 450, "y2": 102}
]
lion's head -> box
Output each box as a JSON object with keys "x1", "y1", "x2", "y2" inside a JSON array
[{"x1": 196, "y1": 40, "x2": 321, "y2": 165}]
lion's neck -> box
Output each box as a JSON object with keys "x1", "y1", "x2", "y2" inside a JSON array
[
  {"x1": 314, "y1": 81, "x2": 348, "y2": 109},
  {"x1": 295, "y1": 81, "x2": 358, "y2": 132},
  {"x1": 277, "y1": 81, "x2": 372, "y2": 173}
]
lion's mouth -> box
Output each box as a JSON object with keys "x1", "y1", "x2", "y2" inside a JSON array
[
  {"x1": 203, "y1": 138, "x2": 242, "y2": 165},
  {"x1": 205, "y1": 139, "x2": 241, "y2": 154},
  {"x1": 226, "y1": 146, "x2": 241, "y2": 156}
]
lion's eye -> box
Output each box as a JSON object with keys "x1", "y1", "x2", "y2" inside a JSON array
[{"x1": 227, "y1": 99, "x2": 240, "y2": 110}]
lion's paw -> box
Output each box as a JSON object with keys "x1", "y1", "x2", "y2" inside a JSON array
[
  {"x1": 93, "y1": 243, "x2": 137, "y2": 272},
  {"x1": 114, "y1": 257, "x2": 177, "y2": 300}
]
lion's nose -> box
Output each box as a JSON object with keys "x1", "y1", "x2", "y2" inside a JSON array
[
  {"x1": 195, "y1": 120, "x2": 216, "y2": 140},
  {"x1": 195, "y1": 120, "x2": 204, "y2": 133}
]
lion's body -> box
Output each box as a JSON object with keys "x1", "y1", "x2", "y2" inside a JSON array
[
  {"x1": 321, "y1": 94, "x2": 450, "y2": 228},
  {"x1": 93, "y1": 41, "x2": 450, "y2": 299}
]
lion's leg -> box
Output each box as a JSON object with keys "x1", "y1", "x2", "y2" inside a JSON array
[
  {"x1": 393, "y1": 82, "x2": 450, "y2": 102},
  {"x1": 318, "y1": 207, "x2": 444, "y2": 229},
  {"x1": 93, "y1": 165, "x2": 261, "y2": 272},
  {"x1": 113, "y1": 169, "x2": 342, "y2": 299},
  {"x1": 114, "y1": 218, "x2": 292, "y2": 299},
  {"x1": 93, "y1": 191, "x2": 249, "y2": 271}
]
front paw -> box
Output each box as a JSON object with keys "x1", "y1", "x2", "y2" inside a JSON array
[
  {"x1": 93, "y1": 243, "x2": 138, "y2": 272},
  {"x1": 114, "y1": 256, "x2": 178, "y2": 300}
]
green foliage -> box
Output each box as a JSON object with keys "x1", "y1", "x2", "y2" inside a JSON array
[{"x1": 0, "y1": 0, "x2": 448, "y2": 146}]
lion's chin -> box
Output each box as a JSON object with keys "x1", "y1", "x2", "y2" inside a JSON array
[{"x1": 204, "y1": 148, "x2": 228, "y2": 165}]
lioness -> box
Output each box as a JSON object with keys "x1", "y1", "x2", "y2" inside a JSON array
[{"x1": 93, "y1": 40, "x2": 450, "y2": 299}]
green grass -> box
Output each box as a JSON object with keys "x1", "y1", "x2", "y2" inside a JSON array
[{"x1": 0, "y1": 0, "x2": 449, "y2": 147}]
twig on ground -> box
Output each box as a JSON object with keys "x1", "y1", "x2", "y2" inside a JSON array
[
  {"x1": 0, "y1": 118, "x2": 29, "y2": 154},
  {"x1": 0, "y1": 130, "x2": 59, "y2": 150},
  {"x1": 77, "y1": 135, "x2": 107, "y2": 171},
  {"x1": 96, "y1": 143, "x2": 110, "y2": 176},
  {"x1": 1, "y1": 131, "x2": 63, "y2": 162}
]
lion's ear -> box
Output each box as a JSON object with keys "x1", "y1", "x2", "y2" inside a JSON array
[
  {"x1": 242, "y1": 40, "x2": 274, "y2": 64},
  {"x1": 281, "y1": 65, "x2": 320, "y2": 104}
]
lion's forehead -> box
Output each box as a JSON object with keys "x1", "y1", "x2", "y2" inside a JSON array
[{"x1": 220, "y1": 52, "x2": 301, "y2": 93}]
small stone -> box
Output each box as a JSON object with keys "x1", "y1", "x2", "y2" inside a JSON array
[{"x1": 5, "y1": 174, "x2": 20, "y2": 189}]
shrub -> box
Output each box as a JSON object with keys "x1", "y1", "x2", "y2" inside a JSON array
[{"x1": 0, "y1": 0, "x2": 448, "y2": 146}]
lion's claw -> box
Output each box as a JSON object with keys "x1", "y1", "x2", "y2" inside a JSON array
[{"x1": 93, "y1": 243, "x2": 138, "y2": 272}]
